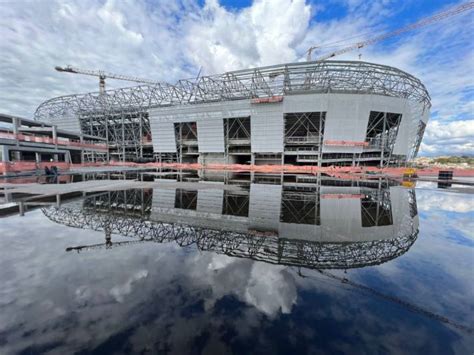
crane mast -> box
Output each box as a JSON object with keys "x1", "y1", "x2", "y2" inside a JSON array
[
  {"x1": 55, "y1": 65, "x2": 162, "y2": 94},
  {"x1": 307, "y1": 2, "x2": 474, "y2": 61}
]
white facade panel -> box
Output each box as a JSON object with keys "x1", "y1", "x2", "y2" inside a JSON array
[
  {"x1": 152, "y1": 185, "x2": 177, "y2": 210},
  {"x1": 322, "y1": 94, "x2": 409, "y2": 154},
  {"x1": 197, "y1": 188, "x2": 224, "y2": 214},
  {"x1": 149, "y1": 109, "x2": 177, "y2": 153},
  {"x1": 320, "y1": 186, "x2": 363, "y2": 241},
  {"x1": 251, "y1": 103, "x2": 283, "y2": 152},
  {"x1": 197, "y1": 117, "x2": 225, "y2": 153},
  {"x1": 283, "y1": 94, "x2": 329, "y2": 113},
  {"x1": 53, "y1": 109, "x2": 80, "y2": 132},
  {"x1": 148, "y1": 93, "x2": 423, "y2": 160},
  {"x1": 323, "y1": 94, "x2": 372, "y2": 154},
  {"x1": 248, "y1": 184, "x2": 282, "y2": 231}
]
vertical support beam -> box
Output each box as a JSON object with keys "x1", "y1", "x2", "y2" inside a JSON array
[
  {"x1": 318, "y1": 114, "x2": 323, "y2": 168},
  {"x1": 179, "y1": 124, "x2": 183, "y2": 163},
  {"x1": 225, "y1": 118, "x2": 229, "y2": 164},
  {"x1": 380, "y1": 112, "x2": 387, "y2": 168},
  {"x1": 12, "y1": 117, "x2": 20, "y2": 147},
  {"x1": 52, "y1": 125, "x2": 58, "y2": 150},
  {"x1": 139, "y1": 112, "x2": 143, "y2": 159},
  {"x1": 121, "y1": 113, "x2": 126, "y2": 162}
]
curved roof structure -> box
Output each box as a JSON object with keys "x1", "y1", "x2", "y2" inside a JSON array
[{"x1": 34, "y1": 60, "x2": 431, "y2": 121}]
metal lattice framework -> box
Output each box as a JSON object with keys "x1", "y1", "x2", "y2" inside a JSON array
[
  {"x1": 34, "y1": 60, "x2": 431, "y2": 162},
  {"x1": 41, "y1": 187, "x2": 419, "y2": 270}
]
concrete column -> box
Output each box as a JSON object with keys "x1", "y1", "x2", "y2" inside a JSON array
[
  {"x1": 1, "y1": 146, "x2": 9, "y2": 162},
  {"x1": 52, "y1": 125, "x2": 58, "y2": 149},
  {"x1": 12, "y1": 117, "x2": 19, "y2": 134},
  {"x1": 12, "y1": 117, "x2": 19, "y2": 147}
]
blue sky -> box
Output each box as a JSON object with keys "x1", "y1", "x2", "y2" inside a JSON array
[{"x1": 0, "y1": 0, "x2": 472, "y2": 156}]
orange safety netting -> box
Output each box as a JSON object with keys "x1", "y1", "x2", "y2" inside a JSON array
[{"x1": 2, "y1": 160, "x2": 473, "y2": 178}]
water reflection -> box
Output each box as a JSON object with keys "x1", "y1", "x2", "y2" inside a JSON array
[
  {"x1": 2, "y1": 175, "x2": 473, "y2": 354},
  {"x1": 41, "y1": 178, "x2": 419, "y2": 270}
]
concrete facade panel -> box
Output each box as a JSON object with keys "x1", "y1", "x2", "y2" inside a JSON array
[
  {"x1": 248, "y1": 183, "x2": 282, "y2": 231},
  {"x1": 197, "y1": 117, "x2": 225, "y2": 153},
  {"x1": 250, "y1": 103, "x2": 283, "y2": 152},
  {"x1": 54, "y1": 110, "x2": 81, "y2": 133},
  {"x1": 197, "y1": 188, "x2": 224, "y2": 213}
]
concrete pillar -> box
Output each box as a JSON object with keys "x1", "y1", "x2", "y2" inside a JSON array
[
  {"x1": 52, "y1": 125, "x2": 58, "y2": 150},
  {"x1": 12, "y1": 117, "x2": 19, "y2": 147},
  {"x1": 1, "y1": 146, "x2": 9, "y2": 162},
  {"x1": 12, "y1": 117, "x2": 19, "y2": 134}
]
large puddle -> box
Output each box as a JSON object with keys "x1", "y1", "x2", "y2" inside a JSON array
[{"x1": 0, "y1": 173, "x2": 473, "y2": 354}]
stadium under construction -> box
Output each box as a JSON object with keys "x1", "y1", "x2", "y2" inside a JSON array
[{"x1": 34, "y1": 60, "x2": 431, "y2": 167}]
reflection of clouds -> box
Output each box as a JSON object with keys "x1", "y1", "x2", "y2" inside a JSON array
[
  {"x1": 416, "y1": 190, "x2": 474, "y2": 213},
  {"x1": 245, "y1": 262, "x2": 296, "y2": 316},
  {"x1": 1, "y1": 190, "x2": 473, "y2": 354},
  {"x1": 110, "y1": 269, "x2": 148, "y2": 303},
  {"x1": 190, "y1": 253, "x2": 297, "y2": 317},
  {"x1": 343, "y1": 188, "x2": 474, "y2": 328}
]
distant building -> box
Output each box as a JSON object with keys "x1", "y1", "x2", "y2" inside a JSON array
[
  {"x1": 35, "y1": 60, "x2": 430, "y2": 166},
  {"x1": 0, "y1": 113, "x2": 107, "y2": 174}
]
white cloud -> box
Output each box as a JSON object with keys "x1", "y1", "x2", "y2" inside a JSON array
[
  {"x1": 184, "y1": 0, "x2": 311, "y2": 74},
  {"x1": 0, "y1": 0, "x2": 472, "y2": 156},
  {"x1": 420, "y1": 119, "x2": 474, "y2": 155},
  {"x1": 416, "y1": 190, "x2": 474, "y2": 214},
  {"x1": 110, "y1": 269, "x2": 149, "y2": 303}
]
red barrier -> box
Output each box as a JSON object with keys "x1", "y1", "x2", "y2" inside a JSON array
[
  {"x1": 324, "y1": 140, "x2": 369, "y2": 147},
  {"x1": 251, "y1": 96, "x2": 284, "y2": 104},
  {"x1": 321, "y1": 194, "x2": 365, "y2": 199},
  {"x1": 2, "y1": 159, "x2": 473, "y2": 179}
]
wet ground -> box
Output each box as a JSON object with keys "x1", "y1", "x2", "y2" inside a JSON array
[{"x1": 0, "y1": 171, "x2": 473, "y2": 354}]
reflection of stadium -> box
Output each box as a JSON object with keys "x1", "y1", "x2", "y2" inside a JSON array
[{"x1": 42, "y1": 178, "x2": 419, "y2": 269}]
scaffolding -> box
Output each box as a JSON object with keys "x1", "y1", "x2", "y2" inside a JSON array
[{"x1": 35, "y1": 61, "x2": 431, "y2": 163}]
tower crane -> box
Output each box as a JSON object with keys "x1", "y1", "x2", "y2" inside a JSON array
[
  {"x1": 307, "y1": 2, "x2": 474, "y2": 61},
  {"x1": 55, "y1": 65, "x2": 162, "y2": 94}
]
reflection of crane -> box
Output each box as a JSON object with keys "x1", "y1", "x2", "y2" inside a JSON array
[
  {"x1": 307, "y1": 2, "x2": 474, "y2": 61},
  {"x1": 66, "y1": 239, "x2": 148, "y2": 252},
  {"x1": 55, "y1": 65, "x2": 162, "y2": 94},
  {"x1": 295, "y1": 267, "x2": 473, "y2": 334}
]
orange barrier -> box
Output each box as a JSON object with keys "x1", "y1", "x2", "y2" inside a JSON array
[
  {"x1": 251, "y1": 96, "x2": 284, "y2": 104},
  {"x1": 2, "y1": 159, "x2": 473, "y2": 179},
  {"x1": 0, "y1": 161, "x2": 72, "y2": 174},
  {"x1": 324, "y1": 140, "x2": 369, "y2": 147},
  {"x1": 321, "y1": 194, "x2": 365, "y2": 199}
]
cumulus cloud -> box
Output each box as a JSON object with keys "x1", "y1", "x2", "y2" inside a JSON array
[
  {"x1": 416, "y1": 190, "x2": 474, "y2": 213},
  {"x1": 110, "y1": 269, "x2": 149, "y2": 303},
  {"x1": 420, "y1": 120, "x2": 474, "y2": 155},
  {"x1": 0, "y1": 0, "x2": 471, "y2": 155},
  {"x1": 185, "y1": 0, "x2": 311, "y2": 74}
]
